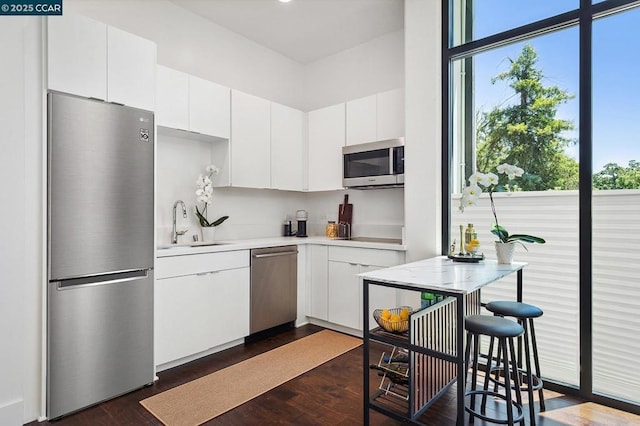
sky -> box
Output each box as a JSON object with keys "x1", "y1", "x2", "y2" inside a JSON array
[{"x1": 465, "y1": 1, "x2": 639, "y2": 172}]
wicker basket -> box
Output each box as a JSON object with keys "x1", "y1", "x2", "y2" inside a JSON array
[{"x1": 373, "y1": 306, "x2": 413, "y2": 333}]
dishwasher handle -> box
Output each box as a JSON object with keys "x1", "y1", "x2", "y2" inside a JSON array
[{"x1": 252, "y1": 251, "x2": 298, "y2": 259}]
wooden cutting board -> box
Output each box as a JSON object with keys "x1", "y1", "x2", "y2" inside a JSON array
[{"x1": 338, "y1": 194, "x2": 353, "y2": 226}]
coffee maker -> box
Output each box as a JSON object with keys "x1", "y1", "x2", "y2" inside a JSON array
[{"x1": 295, "y1": 210, "x2": 308, "y2": 238}]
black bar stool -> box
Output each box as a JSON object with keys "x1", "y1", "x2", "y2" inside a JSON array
[
  {"x1": 464, "y1": 315, "x2": 525, "y2": 425},
  {"x1": 485, "y1": 301, "x2": 545, "y2": 426}
]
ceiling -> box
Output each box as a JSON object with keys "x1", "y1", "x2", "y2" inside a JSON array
[{"x1": 168, "y1": 0, "x2": 404, "y2": 64}]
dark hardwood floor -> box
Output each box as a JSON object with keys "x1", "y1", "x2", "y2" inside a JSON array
[{"x1": 30, "y1": 324, "x2": 640, "y2": 425}]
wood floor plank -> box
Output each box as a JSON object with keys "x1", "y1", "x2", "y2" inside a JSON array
[{"x1": 27, "y1": 324, "x2": 640, "y2": 426}]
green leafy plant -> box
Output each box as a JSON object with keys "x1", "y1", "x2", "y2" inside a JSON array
[
  {"x1": 195, "y1": 165, "x2": 229, "y2": 227},
  {"x1": 460, "y1": 163, "x2": 546, "y2": 248}
]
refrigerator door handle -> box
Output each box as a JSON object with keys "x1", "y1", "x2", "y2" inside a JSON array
[{"x1": 55, "y1": 269, "x2": 150, "y2": 290}]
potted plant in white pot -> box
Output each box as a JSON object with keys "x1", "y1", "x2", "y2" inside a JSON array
[
  {"x1": 459, "y1": 163, "x2": 545, "y2": 263},
  {"x1": 195, "y1": 164, "x2": 229, "y2": 242}
]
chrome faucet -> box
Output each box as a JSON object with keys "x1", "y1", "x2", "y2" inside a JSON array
[{"x1": 172, "y1": 200, "x2": 188, "y2": 244}]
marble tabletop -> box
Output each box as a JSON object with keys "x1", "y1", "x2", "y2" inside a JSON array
[{"x1": 358, "y1": 256, "x2": 527, "y2": 294}]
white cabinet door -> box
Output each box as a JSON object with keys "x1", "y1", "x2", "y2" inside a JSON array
[
  {"x1": 364, "y1": 265, "x2": 398, "y2": 330},
  {"x1": 309, "y1": 245, "x2": 328, "y2": 321},
  {"x1": 190, "y1": 75, "x2": 230, "y2": 138},
  {"x1": 155, "y1": 267, "x2": 249, "y2": 366},
  {"x1": 271, "y1": 102, "x2": 304, "y2": 191},
  {"x1": 107, "y1": 26, "x2": 156, "y2": 111},
  {"x1": 324, "y1": 246, "x2": 405, "y2": 331},
  {"x1": 208, "y1": 267, "x2": 250, "y2": 348},
  {"x1": 156, "y1": 65, "x2": 189, "y2": 130},
  {"x1": 307, "y1": 103, "x2": 345, "y2": 191},
  {"x1": 231, "y1": 90, "x2": 271, "y2": 188},
  {"x1": 328, "y1": 261, "x2": 361, "y2": 330},
  {"x1": 377, "y1": 88, "x2": 404, "y2": 141},
  {"x1": 47, "y1": 14, "x2": 107, "y2": 100},
  {"x1": 346, "y1": 94, "x2": 377, "y2": 146},
  {"x1": 155, "y1": 273, "x2": 214, "y2": 365}
]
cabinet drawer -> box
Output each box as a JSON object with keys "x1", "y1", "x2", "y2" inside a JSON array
[
  {"x1": 327, "y1": 246, "x2": 404, "y2": 267},
  {"x1": 156, "y1": 250, "x2": 249, "y2": 279}
]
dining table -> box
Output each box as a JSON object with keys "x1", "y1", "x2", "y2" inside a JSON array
[{"x1": 360, "y1": 255, "x2": 526, "y2": 425}]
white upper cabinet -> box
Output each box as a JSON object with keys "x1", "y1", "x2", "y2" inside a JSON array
[
  {"x1": 307, "y1": 103, "x2": 345, "y2": 192},
  {"x1": 231, "y1": 90, "x2": 271, "y2": 188},
  {"x1": 376, "y1": 88, "x2": 405, "y2": 141},
  {"x1": 156, "y1": 65, "x2": 189, "y2": 130},
  {"x1": 189, "y1": 76, "x2": 231, "y2": 138},
  {"x1": 156, "y1": 66, "x2": 231, "y2": 139},
  {"x1": 47, "y1": 14, "x2": 107, "y2": 100},
  {"x1": 47, "y1": 13, "x2": 156, "y2": 111},
  {"x1": 345, "y1": 88, "x2": 405, "y2": 145},
  {"x1": 107, "y1": 26, "x2": 156, "y2": 111},
  {"x1": 271, "y1": 102, "x2": 304, "y2": 191},
  {"x1": 346, "y1": 94, "x2": 377, "y2": 146}
]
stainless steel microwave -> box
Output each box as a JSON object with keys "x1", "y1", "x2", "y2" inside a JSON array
[{"x1": 342, "y1": 138, "x2": 404, "y2": 189}]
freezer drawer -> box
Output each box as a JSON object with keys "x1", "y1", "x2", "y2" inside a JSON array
[{"x1": 47, "y1": 269, "x2": 154, "y2": 419}]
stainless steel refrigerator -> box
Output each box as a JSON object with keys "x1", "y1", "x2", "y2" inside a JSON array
[{"x1": 47, "y1": 92, "x2": 155, "y2": 419}]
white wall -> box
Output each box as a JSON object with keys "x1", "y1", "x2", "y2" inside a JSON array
[
  {"x1": 65, "y1": 0, "x2": 307, "y2": 110},
  {"x1": 303, "y1": 189, "x2": 404, "y2": 239},
  {"x1": 404, "y1": 0, "x2": 442, "y2": 261},
  {"x1": 303, "y1": 30, "x2": 404, "y2": 111},
  {"x1": 0, "y1": 17, "x2": 43, "y2": 426},
  {"x1": 156, "y1": 131, "x2": 404, "y2": 243}
]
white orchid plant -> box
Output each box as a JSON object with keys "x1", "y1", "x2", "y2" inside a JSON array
[
  {"x1": 195, "y1": 165, "x2": 229, "y2": 227},
  {"x1": 459, "y1": 163, "x2": 545, "y2": 246}
]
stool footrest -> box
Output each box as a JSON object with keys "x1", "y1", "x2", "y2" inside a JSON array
[
  {"x1": 465, "y1": 389, "x2": 525, "y2": 424},
  {"x1": 489, "y1": 366, "x2": 544, "y2": 392}
]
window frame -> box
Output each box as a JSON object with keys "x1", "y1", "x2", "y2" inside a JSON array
[{"x1": 442, "y1": 0, "x2": 640, "y2": 415}]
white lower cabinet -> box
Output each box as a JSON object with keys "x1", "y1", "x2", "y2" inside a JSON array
[
  {"x1": 308, "y1": 245, "x2": 329, "y2": 321},
  {"x1": 328, "y1": 261, "x2": 361, "y2": 329},
  {"x1": 311, "y1": 245, "x2": 404, "y2": 332},
  {"x1": 155, "y1": 251, "x2": 250, "y2": 366}
]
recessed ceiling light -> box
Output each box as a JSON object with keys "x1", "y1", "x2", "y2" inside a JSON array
[{"x1": 279, "y1": 0, "x2": 292, "y2": 3}]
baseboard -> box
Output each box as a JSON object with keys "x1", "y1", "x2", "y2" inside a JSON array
[
  {"x1": 155, "y1": 338, "x2": 245, "y2": 372},
  {"x1": 0, "y1": 398, "x2": 23, "y2": 426},
  {"x1": 307, "y1": 317, "x2": 363, "y2": 338}
]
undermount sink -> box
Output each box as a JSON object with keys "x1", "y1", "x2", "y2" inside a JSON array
[{"x1": 157, "y1": 242, "x2": 228, "y2": 250}]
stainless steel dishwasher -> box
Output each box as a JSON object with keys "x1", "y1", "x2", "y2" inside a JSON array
[{"x1": 250, "y1": 245, "x2": 298, "y2": 334}]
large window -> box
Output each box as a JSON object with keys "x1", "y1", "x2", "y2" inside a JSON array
[
  {"x1": 592, "y1": 7, "x2": 640, "y2": 403},
  {"x1": 446, "y1": 0, "x2": 640, "y2": 412}
]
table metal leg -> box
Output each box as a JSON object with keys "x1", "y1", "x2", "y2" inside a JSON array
[
  {"x1": 456, "y1": 294, "x2": 465, "y2": 426},
  {"x1": 517, "y1": 269, "x2": 523, "y2": 367},
  {"x1": 363, "y1": 280, "x2": 370, "y2": 425}
]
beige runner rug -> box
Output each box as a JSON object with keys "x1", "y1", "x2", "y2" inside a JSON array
[{"x1": 140, "y1": 330, "x2": 362, "y2": 426}]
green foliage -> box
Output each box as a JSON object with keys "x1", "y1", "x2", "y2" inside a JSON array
[
  {"x1": 476, "y1": 44, "x2": 579, "y2": 191},
  {"x1": 592, "y1": 161, "x2": 640, "y2": 189},
  {"x1": 491, "y1": 224, "x2": 546, "y2": 247},
  {"x1": 195, "y1": 207, "x2": 229, "y2": 228}
]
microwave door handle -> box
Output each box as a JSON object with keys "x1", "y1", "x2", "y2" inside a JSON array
[{"x1": 389, "y1": 148, "x2": 394, "y2": 174}]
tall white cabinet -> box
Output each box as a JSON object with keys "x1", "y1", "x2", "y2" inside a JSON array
[
  {"x1": 156, "y1": 65, "x2": 230, "y2": 139},
  {"x1": 189, "y1": 76, "x2": 231, "y2": 138},
  {"x1": 271, "y1": 102, "x2": 305, "y2": 191},
  {"x1": 47, "y1": 14, "x2": 107, "y2": 101},
  {"x1": 345, "y1": 88, "x2": 404, "y2": 146},
  {"x1": 307, "y1": 103, "x2": 346, "y2": 191},
  {"x1": 231, "y1": 90, "x2": 271, "y2": 188},
  {"x1": 106, "y1": 26, "x2": 157, "y2": 112},
  {"x1": 47, "y1": 13, "x2": 156, "y2": 111}
]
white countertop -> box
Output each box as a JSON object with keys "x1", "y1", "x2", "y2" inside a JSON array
[
  {"x1": 358, "y1": 256, "x2": 526, "y2": 294},
  {"x1": 156, "y1": 236, "x2": 406, "y2": 257}
]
